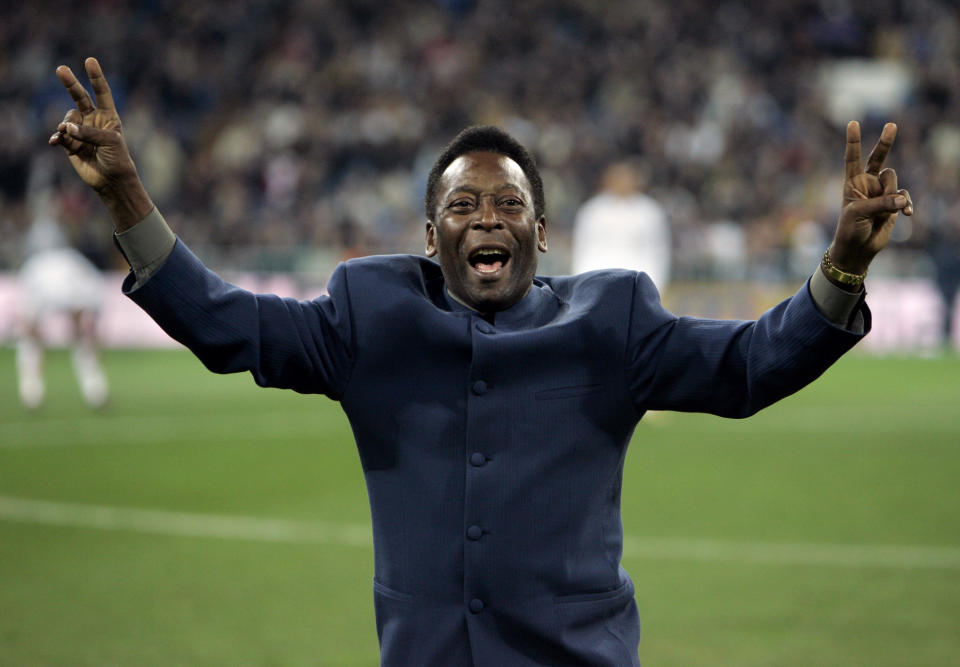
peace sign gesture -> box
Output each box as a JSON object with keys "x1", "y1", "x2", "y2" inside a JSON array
[
  {"x1": 827, "y1": 121, "x2": 913, "y2": 281},
  {"x1": 49, "y1": 57, "x2": 153, "y2": 230}
]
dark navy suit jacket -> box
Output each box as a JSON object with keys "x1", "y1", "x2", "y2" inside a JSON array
[{"x1": 126, "y1": 241, "x2": 867, "y2": 666}]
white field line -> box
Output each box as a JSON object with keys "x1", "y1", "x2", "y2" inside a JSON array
[
  {"x1": 2, "y1": 495, "x2": 959, "y2": 570},
  {"x1": 0, "y1": 411, "x2": 326, "y2": 449},
  {"x1": 0, "y1": 496, "x2": 371, "y2": 547}
]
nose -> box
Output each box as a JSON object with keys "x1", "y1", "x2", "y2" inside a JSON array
[{"x1": 471, "y1": 198, "x2": 503, "y2": 230}]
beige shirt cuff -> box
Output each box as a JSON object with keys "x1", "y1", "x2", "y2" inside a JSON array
[
  {"x1": 809, "y1": 265, "x2": 865, "y2": 332},
  {"x1": 114, "y1": 207, "x2": 176, "y2": 287}
]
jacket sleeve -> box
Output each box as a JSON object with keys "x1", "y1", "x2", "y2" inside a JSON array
[
  {"x1": 625, "y1": 272, "x2": 869, "y2": 418},
  {"x1": 124, "y1": 239, "x2": 354, "y2": 399}
]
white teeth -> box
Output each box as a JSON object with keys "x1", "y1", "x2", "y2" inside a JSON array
[{"x1": 471, "y1": 249, "x2": 507, "y2": 260}]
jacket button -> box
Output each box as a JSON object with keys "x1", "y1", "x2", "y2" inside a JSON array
[
  {"x1": 469, "y1": 452, "x2": 486, "y2": 467},
  {"x1": 469, "y1": 598, "x2": 484, "y2": 613},
  {"x1": 476, "y1": 323, "x2": 493, "y2": 334},
  {"x1": 472, "y1": 380, "x2": 487, "y2": 395},
  {"x1": 467, "y1": 525, "x2": 483, "y2": 540}
]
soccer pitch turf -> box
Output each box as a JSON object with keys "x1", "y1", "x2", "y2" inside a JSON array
[{"x1": 1, "y1": 347, "x2": 958, "y2": 665}]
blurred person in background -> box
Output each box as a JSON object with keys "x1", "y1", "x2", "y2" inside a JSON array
[
  {"x1": 919, "y1": 176, "x2": 960, "y2": 351},
  {"x1": 929, "y1": 224, "x2": 960, "y2": 350},
  {"x1": 571, "y1": 161, "x2": 671, "y2": 292},
  {"x1": 49, "y1": 57, "x2": 913, "y2": 666},
  {"x1": 15, "y1": 182, "x2": 109, "y2": 410}
]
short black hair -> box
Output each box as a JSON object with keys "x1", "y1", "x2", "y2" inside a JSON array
[{"x1": 424, "y1": 125, "x2": 545, "y2": 222}]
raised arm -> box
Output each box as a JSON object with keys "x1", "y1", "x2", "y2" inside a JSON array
[
  {"x1": 824, "y1": 121, "x2": 914, "y2": 291},
  {"x1": 49, "y1": 57, "x2": 154, "y2": 231}
]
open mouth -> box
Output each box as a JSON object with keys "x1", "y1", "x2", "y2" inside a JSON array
[{"x1": 469, "y1": 247, "x2": 511, "y2": 274}]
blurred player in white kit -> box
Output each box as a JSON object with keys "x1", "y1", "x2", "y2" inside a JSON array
[
  {"x1": 16, "y1": 185, "x2": 109, "y2": 410},
  {"x1": 571, "y1": 161, "x2": 672, "y2": 292}
]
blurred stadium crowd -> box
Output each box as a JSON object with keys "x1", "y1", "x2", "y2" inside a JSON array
[{"x1": 1, "y1": 0, "x2": 959, "y2": 282}]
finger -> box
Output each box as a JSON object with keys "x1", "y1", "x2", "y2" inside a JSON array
[
  {"x1": 62, "y1": 108, "x2": 83, "y2": 125},
  {"x1": 50, "y1": 109, "x2": 82, "y2": 146},
  {"x1": 51, "y1": 129, "x2": 85, "y2": 155},
  {"x1": 56, "y1": 65, "x2": 95, "y2": 114},
  {"x1": 865, "y1": 122, "x2": 897, "y2": 175},
  {"x1": 845, "y1": 120, "x2": 862, "y2": 180},
  {"x1": 899, "y1": 189, "x2": 914, "y2": 216},
  {"x1": 878, "y1": 167, "x2": 898, "y2": 196},
  {"x1": 84, "y1": 57, "x2": 115, "y2": 111}
]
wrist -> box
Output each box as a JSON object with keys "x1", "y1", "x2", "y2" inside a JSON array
[
  {"x1": 821, "y1": 248, "x2": 866, "y2": 292},
  {"x1": 97, "y1": 175, "x2": 155, "y2": 232}
]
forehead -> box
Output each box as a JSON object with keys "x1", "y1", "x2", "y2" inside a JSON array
[{"x1": 439, "y1": 152, "x2": 531, "y2": 195}]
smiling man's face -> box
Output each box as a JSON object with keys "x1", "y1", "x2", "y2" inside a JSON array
[{"x1": 426, "y1": 151, "x2": 547, "y2": 313}]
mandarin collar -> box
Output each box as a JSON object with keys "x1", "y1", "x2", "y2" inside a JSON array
[{"x1": 442, "y1": 278, "x2": 561, "y2": 331}]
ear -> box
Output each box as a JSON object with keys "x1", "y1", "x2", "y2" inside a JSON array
[
  {"x1": 536, "y1": 216, "x2": 548, "y2": 253},
  {"x1": 425, "y1": 221, "x2": 438, "y2": 257}
]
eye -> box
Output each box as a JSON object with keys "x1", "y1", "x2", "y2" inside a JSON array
[
  {"x1": 448, "y1": 199, "x2": 475, "y2": 212},
  {"x1": 499, "y1": 197, "x2": 524, "y2": 209}
]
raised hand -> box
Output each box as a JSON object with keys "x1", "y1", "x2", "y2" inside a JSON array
[
  {"x1": 828, "y1": 121, "x2": 913, "y2": 279},
  {"x1": 49, "y1": 57, "x2": 153, "y2": 230}
]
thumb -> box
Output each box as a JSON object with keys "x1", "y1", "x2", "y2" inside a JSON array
[
  {"x1": 61, "y1": 121, "x2": 121, "y2": 147},
  {"x1": 844, "y1": 193, "x2": 908, "y2": 219}
]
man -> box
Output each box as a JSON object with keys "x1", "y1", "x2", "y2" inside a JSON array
[
  {"x1": 51, "y1": 58, "x2": 912, "y2": 665},
  {"x1": 571, "y1": 161, "x2": 671, "y2": 292}
]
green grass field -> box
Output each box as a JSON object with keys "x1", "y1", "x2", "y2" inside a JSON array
[{"x1": 1, "y1": 347, "x2": 958, "y2": 666}]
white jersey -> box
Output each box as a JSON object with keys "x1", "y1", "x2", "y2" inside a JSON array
[{"x1": 571, "y1": 192, "x2": 672, "y2": 292}]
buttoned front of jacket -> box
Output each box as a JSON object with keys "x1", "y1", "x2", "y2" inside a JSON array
[{"x1": 128, "y1": 244, "x2": 867, "y2": 666}]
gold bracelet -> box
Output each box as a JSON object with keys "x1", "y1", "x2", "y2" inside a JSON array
[{"x1": 821, "y1": 249, "x2": 866, "y2": 287}]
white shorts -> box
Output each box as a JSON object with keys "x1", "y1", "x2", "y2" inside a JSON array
[{"x1": 18, "y1": 248, "x2": 104, "y2": 321}]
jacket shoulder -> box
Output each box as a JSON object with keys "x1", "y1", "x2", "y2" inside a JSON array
[
  {"x1": 342, "y1": 254, "x2": 440, "y2": 280},
  {"x1": 540, "y1": 268, "x2": 647, "y2": 301},
  {"x1": 335, "y1": 254, "x2": 444, "y2": 304}
]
